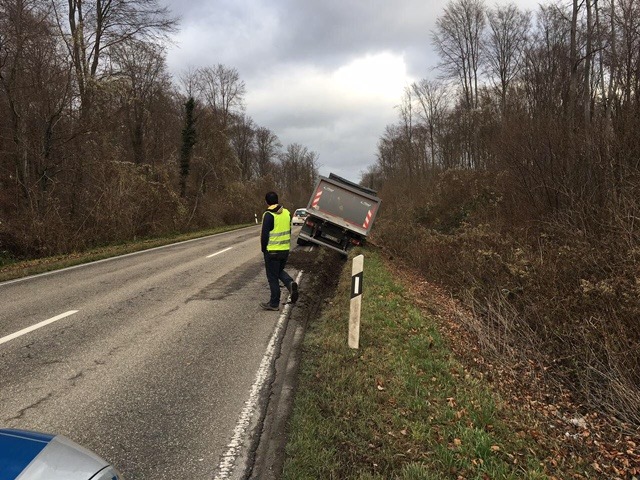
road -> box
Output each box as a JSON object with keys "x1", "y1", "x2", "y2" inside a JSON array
[{"x1": 0, "y1": 225, "x2": 300, "y2": 479}]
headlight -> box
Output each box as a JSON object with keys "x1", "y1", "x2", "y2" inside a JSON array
[{"x1": 91, "y1": 465, "x2": 125, "y2": 480}]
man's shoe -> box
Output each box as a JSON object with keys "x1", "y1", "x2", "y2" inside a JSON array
[
  {"x1": 289, "y1": 281, "x2": 299, "y2": 303},
  {"x1": 260, "y1": 302, "x2": 279, "y2": 311}
]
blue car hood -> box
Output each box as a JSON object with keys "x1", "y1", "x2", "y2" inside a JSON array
[{"x1": 0, "y1": 429, "x2": 110, "y2": 480}]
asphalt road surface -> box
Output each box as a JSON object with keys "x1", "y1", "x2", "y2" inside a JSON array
[{"x1": 0, "y1": 225, "x2": 301, "y2": 479}]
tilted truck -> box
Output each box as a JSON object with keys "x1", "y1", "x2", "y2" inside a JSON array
[{"x1": 297, "y1": 173, "x2": 382, "y2": 255}]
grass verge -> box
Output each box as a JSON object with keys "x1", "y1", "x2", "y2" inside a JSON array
[
  {"x1": 0, "y1": 224, "x2": 253, "y2": 283},
  {"x1": 281, "y1": 247, "x2": 589, "y2": 480}
]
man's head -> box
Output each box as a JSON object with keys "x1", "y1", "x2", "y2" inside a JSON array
[{"x1": 265, "y1": 191, "x2": 279, "y2": 205}]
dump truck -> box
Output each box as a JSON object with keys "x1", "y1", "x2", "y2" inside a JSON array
[{"x1": 297, "y1": 173, "x2": 382, "y2": 255}]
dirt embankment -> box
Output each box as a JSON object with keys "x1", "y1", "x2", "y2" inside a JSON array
[{"x1": 287, "y1": 248, "x2": 347, "y2": 323}]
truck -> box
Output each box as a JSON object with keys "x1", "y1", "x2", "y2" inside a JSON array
[{"x1": 297, "y1": 173, "x2": 382, "y2": 255}]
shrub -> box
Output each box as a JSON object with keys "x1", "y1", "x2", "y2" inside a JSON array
[{"x1": 375, "y1": 171, "x2": 640, "y2": 425}]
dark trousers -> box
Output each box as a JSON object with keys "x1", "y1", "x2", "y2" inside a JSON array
[{"x1": 264, "y1": 251, "x2": 293, "y2": 307}]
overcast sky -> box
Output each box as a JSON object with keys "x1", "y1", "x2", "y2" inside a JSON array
[{"x1": 161, "y1": 0, "x2": 542, "y2": 182}]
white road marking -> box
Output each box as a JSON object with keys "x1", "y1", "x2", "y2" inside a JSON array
[
  {"x1": 0, "y1": 225, "x2": 259, "y2": 287},
  {"x1": 0, "y1": 310, "x2": 79, "y2": 346},
  {"x1": 207, "y1": 247, "x2": 233, "y2": 258},
  {"x1": 214, "y1": 271, "x2": 304, "y2": 480}
]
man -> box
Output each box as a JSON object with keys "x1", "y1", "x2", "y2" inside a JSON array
[{"x1": 260, "y1": 191, "x2": 299, "y2": 311}]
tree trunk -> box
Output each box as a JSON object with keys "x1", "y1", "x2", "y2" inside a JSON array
[
  {"x1": 568, "y1": 0, "x2": 579, "y2": 131},
  {"x1": 584, "y1": 0, "x2": 593, "y2": 128}
]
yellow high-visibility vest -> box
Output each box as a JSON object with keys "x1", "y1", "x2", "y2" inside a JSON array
[{"x1": 264, "y1": 208, "x2": 291, "y2": 251}]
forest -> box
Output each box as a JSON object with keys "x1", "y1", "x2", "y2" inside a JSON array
[
  {"x1": 1, "y1": 0, "x2": 639, "y2": 427},
  {"x1": 0, "y1": 0, "x2": 319, "y2": 259},
  {"x1": 366, "y1": 0, "x2": 640, "y2": 425}
]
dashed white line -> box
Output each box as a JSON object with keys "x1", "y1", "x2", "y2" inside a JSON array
[
  {"x1": 207, "y1": 247, "x2": 233, "y2": 258},
  {"x1": 0, "y1": 310, "x2": 79, "y2": 346}
]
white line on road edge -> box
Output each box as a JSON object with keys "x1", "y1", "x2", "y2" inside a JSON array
[
  {"x1": 206, "y1": 247, "x2": 233, "y2": 258},
  {"x1": 0, "y1": 225, "x2": 258, "y2": 287},
  {"x1": 0, "y1": 310, "x2": 79, "y2": 346},
  {"x1": 214, "y1": 271, "x2": 304, "y2": 480}
]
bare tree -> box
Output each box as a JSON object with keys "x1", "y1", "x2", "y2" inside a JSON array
[
  {"x1": 583, "y1": 0, "x2": 594, "y2": 127},
  {"x1": 432, "y1": 0, "x2": 486, "y2": 110},
  {"x1": 567, "y1": 0, "x2": 580, "y2": 130},
  {"x1": 229, "y1": 114, "x2": 256, "y2": 181},
  {"x1": 195, "y1": 64, "x2": 246, "y2": 131},
  {"x1": 181, "y1": 64, "x2": 247, "y2": 210},
  {"x1": 521, "y1": 5, "x2": 571, "y2": 116},
  {"x1": 398, "y1": 87, "x2": 418, "y2": 178},
  {"x1": 411, "y1": 79, "x2": 448, "y2": 168},
  {"x1": 0, "y1": 0, "x2": 72, "y2": 209},
  {"x1": 278, "y1": 143, "x2": 319, "y2": 205},
  {"x1": 50, "y1": 0, "x2": 177, "y2": 111},
  {"x1": 111, "y1": 40, "x2": 169, "y2": 165},
  {"x1": 179, "y1": 96, "x2": 196, "y2": 198},
  {"x1": 255, "y1": 126, "x2": 281, "y2": 178},
  {"x1": 485, "y1": 3, "x2": 530, "y2": 113},
  {"x1": 612, "y1": 0, "x2": 640, "y2": 106}
]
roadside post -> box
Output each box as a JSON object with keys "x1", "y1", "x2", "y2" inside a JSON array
[
  {"x1": 349, "y1": 254, "x2": 364, "y2": 349},
  {"x1": 255, "y1": 213, "x2": 258, "y2": 224}
]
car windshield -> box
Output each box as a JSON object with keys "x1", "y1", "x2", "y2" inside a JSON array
[{"x1": 295, "y1": 210, "x2": 307, "y2": 216}]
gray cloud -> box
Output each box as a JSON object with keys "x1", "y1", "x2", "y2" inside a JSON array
[
  {"x1": 162, "y1": 0, "x2": 542, "y2": 182},
  {"x1": 272, "y1": 1, "x2": 445, "y2": 62}
]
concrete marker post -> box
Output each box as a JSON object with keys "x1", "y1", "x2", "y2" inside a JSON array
[{"x1": 349, "y1": 254, "x2": 364, "y2": 349}]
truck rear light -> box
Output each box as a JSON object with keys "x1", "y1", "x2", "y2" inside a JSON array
[
  {"x1": 305, "y1": 219, "x2": 315, "y2": 227},
  {"x1": 350, "y1": 238, "x2": 361, "y2": 246}
]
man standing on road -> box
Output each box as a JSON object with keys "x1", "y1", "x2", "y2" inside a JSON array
[{"x1": 260, "y1": 191, "x2": 299, "y2": 311}]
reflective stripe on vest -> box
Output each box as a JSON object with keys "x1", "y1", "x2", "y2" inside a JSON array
[{"x1": 264, "y1": 209, "x2": 291, "y2": 251}]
